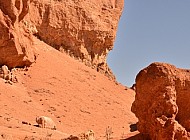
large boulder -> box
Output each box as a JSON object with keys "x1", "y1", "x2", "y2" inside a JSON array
[
  {"x1": 132, "y1": 62, "x2": 190, "y2": 140},
  {"x1": 25, "y1": 0, "x2": 124, "y2": 78},
  {"x1": 0, "y1": 0, "x2": 36, "y2": 68}
]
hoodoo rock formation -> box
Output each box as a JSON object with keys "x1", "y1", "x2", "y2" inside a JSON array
[
  {"x1": 132, "y1": 62, "x2": 190, "y2": 140},
  {"x1": 0, "y1": 0, "x2": 36, "y2": 68},
  {"x1": 24, "y1": 0, "x2": 124, "y2": 78}
]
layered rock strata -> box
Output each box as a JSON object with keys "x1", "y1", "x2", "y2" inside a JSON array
[
  {"x1": 0, "y1": 0, "x2": 36, "y2": 68},
  {"x1": 132, "y1": 62, "x2": 190, "y2": 140},
  {"x1": 25, "y1": 0, "x2": 124, "y2": 79}
]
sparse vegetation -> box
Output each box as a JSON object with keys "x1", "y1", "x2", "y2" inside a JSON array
[{"x1": 105, "y1": 126, "x2": 113, "y2": 140}]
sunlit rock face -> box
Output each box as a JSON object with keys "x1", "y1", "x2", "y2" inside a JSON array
[
  {"x1": 132, "y1": 62, "x2": 190, "y2": 140},
  {"x1": 26, "y1": 0, "x2": 124, "y2": 79},
  {"x1": 0, "y1": 0, "x2": 36, "y2": 68}
]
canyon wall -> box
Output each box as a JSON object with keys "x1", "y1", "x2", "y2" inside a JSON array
[
  {"x1": 132, "y1": 62, "x2": 190, "y2": 140},
  {"x1": 0, "y1": 0, "x2": 124, "y2": 78},
  {"x1": 25, "y1": 0, "x2": 124, "y2": 78}
]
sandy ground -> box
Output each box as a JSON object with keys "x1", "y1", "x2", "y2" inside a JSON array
[{"x1": 0, "y1": 38, "x2": 138, "y2": 140}]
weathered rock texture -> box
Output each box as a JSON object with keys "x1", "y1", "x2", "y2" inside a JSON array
[
  {"x1": 25, "y1": 0, "x2": 124, "y2": 78},
  {"x1": 0, "y1": 0, "x2": 36, "y2": 68},
  {"x1": 0, "y1": 65, "x2": 18, "y2": 83},
  {"x1": 132, "y1": 62, "x2": 190, "y2": 140}
]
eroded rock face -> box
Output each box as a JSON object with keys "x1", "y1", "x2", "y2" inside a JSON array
[
  {"x1": 0, "y1": 0, "x2": 36, "y2": 68},
  {"x1": 132, "y1": 62, "x2": 190, "y2": 140},
  {"x1": 25, "y1": 0, "x2": 124, "y2": 78}
]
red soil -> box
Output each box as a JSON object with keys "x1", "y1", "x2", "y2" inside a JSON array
[{"x1": 0, "y1": 38, "x2": 137, "y2": 140}]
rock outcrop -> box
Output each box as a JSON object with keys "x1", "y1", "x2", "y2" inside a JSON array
[
  {"x1": 24, "y1": 0, "x2": 124, "y2": 79},
  {"x1": 0, "y1": 65, "x2": 18, "y2": 83},
  {"x1": 0, "y1": 0, "x2": 36, "y2": 68},
  {"x1": 132, "y1": 62, "x2": 190, "y2": 140}
]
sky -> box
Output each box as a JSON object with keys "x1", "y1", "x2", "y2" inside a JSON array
[{"x1": 107, "y1": 0, "x2": 190, "y2": 87}]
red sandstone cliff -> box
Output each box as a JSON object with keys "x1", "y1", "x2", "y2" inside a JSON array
[
  {"x1": 0, "y1": 1, "x2": 139, "y2": 139},
  {"x1": 0, "y1": 0, "x2": 124, "y2": 79},
  {"x1": 26, "y1": 0, "x2": 124, "y2": 78}
]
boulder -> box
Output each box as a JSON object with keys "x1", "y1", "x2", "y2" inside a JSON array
[
  {"x1": 132, "y1": 62, "x2": 190, "y2": 140},
  {"x1": 36, "y1": 116, "x2": 56, "y2": 130}
]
